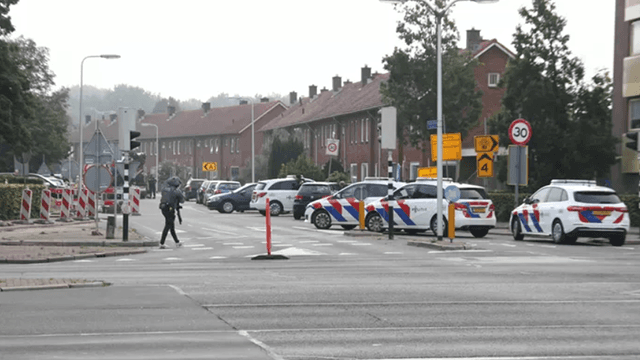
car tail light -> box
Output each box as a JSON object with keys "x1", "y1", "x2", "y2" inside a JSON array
[
  {"x1": 295, "y1": 195, "x2": 303, "y2": 200},
  {"x1": 567, "y1": 206, "x2": 587, "y2": 212},
  {"x1": 454, "y1": 203, "x2": 466, "y2": 210},
  {"x1": 256, "y1": 192, "x2": 267, "y2": 198},
  {"x1": 214, "y1": 190, "x2": 221, "y2": 194},
  {"x1": 489, "y1": 204, "x2": 495, "y2": 211}
]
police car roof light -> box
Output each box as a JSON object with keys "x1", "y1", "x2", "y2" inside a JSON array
[
  {"x1": 550, "y1": 179, "x2": 596, "y2": 186},
  {"x1": 416, "y1": 177, "x2": 454, "y2": 182}
]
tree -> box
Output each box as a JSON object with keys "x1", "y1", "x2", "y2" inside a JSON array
[
  {"x1": 278, "y1": 154, "x2": 324, "y2": 181},
  {"x1": 488, "y1": 0, "x2": 616, "y2": 189},
  {"x1": 381, "y1": 0, "x2": 483, "y2": 154},
  {"x1": 152, "y1": 97, "x2": 181, "y2": 114},
  {"x1": 267, "y1": 133, "x2": 304, "y2": 178}
]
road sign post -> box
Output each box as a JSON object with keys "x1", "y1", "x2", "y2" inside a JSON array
[{"x1": 508, "y1": 119, "x2": 532, "y2": 208}]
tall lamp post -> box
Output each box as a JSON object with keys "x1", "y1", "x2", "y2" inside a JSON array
[
  {"x1": 381, "y1": 0, "x2": 498, "y2": 240},
  {"x1": 78, "y1": 54, "x2": 121, "y2": 187},
  {"x1": 140, "y1": 123, "x2": 159, "y2": 185}
]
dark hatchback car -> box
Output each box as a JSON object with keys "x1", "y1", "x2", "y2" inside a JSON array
[
  {"x1": 184, "y1": 178, "x2": 206, "y2": 201},
  {"x1": 207, "y1": 183, "x2": 257, "y2": 213},
  {"x1": 292, "y1": 182, "x2": 338, "y2": 220}
]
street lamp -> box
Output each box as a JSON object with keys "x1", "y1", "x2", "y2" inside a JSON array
[
  {"x1": 381, "y1": 0, "x2": 498, "y2": 240},
  {"x1": 78, "y1": 54, "x2": 120, "y2": 188},
  {"x1": 140, "y1": 123, "x2": 159, "y2": 185}
]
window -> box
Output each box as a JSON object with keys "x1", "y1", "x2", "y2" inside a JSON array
[
  {"x1": 409, "y1": 162, "x2": 420, "y2": 180},
  {"x1": 632, "y1": 20, "x2": 640, "y2": 55},
  {"x1": 630, "y1": 99, "x2": 640, "y2": 129},
  {"x1": 236, "y1": 137, "x2": 239, "y2": 153},
  {"x1": 350, "y1": 163, "x2": 358, "y2": 183},
  {"x1": 197, "y1": 141, "x2": 201, "y2": 148},
  {"x1": 546, "y1": 187, "x2": 566, "y2": 202},
  {"x1": 230, "y1": 167, "x2": 239, "y2": 181},
  {"x1": 225, "y1": 138, "x2": 228, "y2": 147},
  {"x1": 488, "y1": 73, "x2": 500, "y2": 87},
  {"x1": 215, "y1": 139, "x2": 220, "y2": 153},
  {"x1": 177, "y1": 140, "x2": 181, "y2": 155},
  {"x1": 172, "y1": 141, "x2": 176, "y2": 155},
  {"x1": 530, "y1": 188, "x2": 551, "y2": 203},
  {"x1": 361, "y1": 119, "x2": 364, "y2": 143},
  {"x1": 366, "y1": 118, "x2": 369, "y2": 142},
  {"x1": 230, "y1": 138, "x2": 235, "y2": 153},
  {"x1": 361, "y1": 163, "x2": 368, "y2": 181}
]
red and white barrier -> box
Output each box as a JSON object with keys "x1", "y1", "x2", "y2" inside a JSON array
[
  {"x1": 76, "y1": 187, "x2": 87, "y2": 219},
  {"x1": 40, "y1": 189, "x2": 51, "y2": 221},
  {"x1": 20, "y1": 188, "x2": 32, "y2": 221},
  {"x1": 87, "y1": 189, "x2": 96, "y2": 218},
  {"x1": 60, "y1": 188, "x2": 72, "y2": 220},
  {"x1": 131, "y1": 186, "x2": 141, "y2": 215}
]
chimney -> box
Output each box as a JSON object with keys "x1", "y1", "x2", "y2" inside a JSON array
[
  {"x1": 332, "y1": 75, "x2": 342, "y2": 92},
  {"x1": 289, "y1": 91, "x2": 297, "y2": 105},
  {"x1": 202, "y1": 102, "x2": 210, "y2": 114},
  {"x1": 167, "y1": 105, "x2": 175, "y2": 116},
  {"x1": 309, "y1": 85, "x2": 317, "y2": 99},
  {"x1": 239, "y1": 100, "x2": 248, "y2": 105},
  {"x1": 137, "y1": 109, "x2": 145, "y2": 119},
  {"x1": 260, "y1": 97, "x2": 269, "y2": 103},
  {"x1": 361, "y1": 65, "x2": 371, "y2": 86},
  {"x1": 466, "y1": 28, "x2": 482, "y2": 51},
  {"x1": 321, "y1": 87, "x2": 328, "y2": 93},
  {"x1": 109, "y1": 114, "x2": 117, "y2": 123}
]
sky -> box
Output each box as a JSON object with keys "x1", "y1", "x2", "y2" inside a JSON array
[{"x1": 9, "y1": 0, "x2": 615, "y2": 103}]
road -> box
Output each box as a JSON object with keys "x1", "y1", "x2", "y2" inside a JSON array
[{"x1": 1, "y1": 198, "x2": 640, "y2": 359}]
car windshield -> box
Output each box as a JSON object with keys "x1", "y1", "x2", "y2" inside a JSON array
[
  {"x1": 255, "y1": 182, "x2": 267, "y2": 191},
  {"x1": 459, "y1": 187, "x2": 488, "y2": 199},
  {"x1": 234, "y1": 184, "x2": 255, "y2": 193},
  {"x1": 298, "y1": 185, "x2": 331, "y2": 195},
  {"x1": 573, "y1": 191, "x2": 621, "y2": 204}
]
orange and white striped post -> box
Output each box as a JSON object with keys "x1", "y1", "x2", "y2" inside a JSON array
[
  {"x1": 265, "y1": 197, "x2": 271, "y2": 255},
  {"x1": 131, "y1": 186, "x2": 141, "y2": 216},
  {"x1": 20, "y1": 188, "x2": 32, "y2": 222},
  {"x1": 40, "y1": 188, "x2": 51, "y2": 222}
]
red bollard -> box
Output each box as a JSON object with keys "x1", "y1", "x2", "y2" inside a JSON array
[{"x1": 265, "y1": 197, "x2": 272, "y2": 255}]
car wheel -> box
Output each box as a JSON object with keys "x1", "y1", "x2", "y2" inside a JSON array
[
  {"x1": 552, "y1": 219, "x2": 568, "y2": 244},
  {"x1": 430, "y1": 216, "x2": 448, "y2": 237},
  {"x1": 221, "y1": 201, "x2": 234, "y2": 214},
  {"x1": 511, "y1": 218, "x2": 524, "y2": 241},
  {"x1": 365, "y1": 212, "x2": 384, "y2": 233},
  {"x1": 470, "y1": 228, "x2": 489, "y2": 238},
  {"x1": 609, "y1": 233, "x2": 626, "y2": 247},
  {"x1": 269, "y1": 201, "x2": 283, "y2": 217},
  {"x1": 293, "y1": 213, "x2": 302, "y2": 220},
  {"x1": 341, "y1": 225, "x2": 357, "y2": 230},
  {"x1": 313, "y1": 210, "x2": 332, "y2": 230}
]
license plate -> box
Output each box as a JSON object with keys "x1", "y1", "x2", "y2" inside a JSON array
[
  {"x1": 592, "y1": 210, "x2": 611, "y2": 216},
  {"x1": 472, "y1": 207, "x2": 486, "y2": 213}
]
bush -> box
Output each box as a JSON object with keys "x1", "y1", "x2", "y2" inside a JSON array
[{"x1": 0, "y1": 184, "x2": 46, "y2": 220}]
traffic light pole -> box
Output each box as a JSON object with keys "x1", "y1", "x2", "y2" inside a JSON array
[
  {"x1": 388, "y1": 150, "x2": 394, "y2": 240},
  {"x1": 122, "y1": 154, "x2": 129, "y2": 242}
]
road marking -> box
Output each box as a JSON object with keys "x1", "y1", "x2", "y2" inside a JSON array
[
  {"x1": 224, "y1": 242, "x2": 244, "y2": 245},
  {"x1": 247, "y1": 227, "x2": 265, "y2": 232},
  {"x1": 272, "y1": 244, "x2": 293, "y2": 247},
  {"x1": 292, "y1": 226, "x2": 312, "y2": 231},
  {"x1": 184, "y1": 244, "x2": 204, "y2": 247},
  {"x1": 299, "y1": 240, "x2": 319, "y2": 243},
  {"x1": 233, "y1": 246, "x2": 254, "y2": 249},
  {"x1": 163, "y1": 257, "x2": 181, "y2": 261},
  {"x1": 339, "y1": 253, "x2": 357, "y2": 256},
  {"x1": 115, "y1": 258, "x2": 136, "y2": 262},
  {"x1": 73, "y1": 259, "x2": 94, "y2": 263},
  {"x1": 202, "y1": 227, "x2": 241, "y2": 236},
  {"x1": 191, "y1": 247, "x2": 213, "y2": 250},
  {"x1": 350, "y1": 242, "x2": 371, "y2": 246},
  {"x1": 209, "y1": 256, "x2": 227, "y2": 259},
  {"x1": 337, "y1": 240, "x2": 357, "y2": 243},
  {"x1": 312, "y1": 243, "x2": 333, "y2": 246},
  {"x1": 238, "y1": 330, "x2": 285, "y2": 360},
  {"x1": 384, "y1": 252, "x2": 403, "y2": 254},
  {"x1": 247, "y1": 247, "x2": 326, "y2": 256}
]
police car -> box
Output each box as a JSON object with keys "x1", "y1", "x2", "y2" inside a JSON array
[
  {"x1": 509, "y1": 179, "x2": 629, "y2": 246},
  {"x1": 305, "y1": 178, "x2": 405, "y2": 230},
  {"x1": 364, "y1": 178, "x2": 496, "y2": 237},
  {"x1": 251, "y1": 176, "x2": 314, "y2": 216}
]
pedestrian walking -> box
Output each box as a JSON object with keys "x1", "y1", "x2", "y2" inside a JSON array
[
  {"x1": 148, "y1": 176, "x2": 157, "y2": 199},
  {"x1": 158, "y1": 176, "x2": 185, "y2": 249}
]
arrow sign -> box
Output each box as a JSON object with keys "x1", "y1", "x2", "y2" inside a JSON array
[
  {"x1": 477, "y1": 152, "x2": 494, "y2": 178},
  {"x1": 202, "y1": 162, "x2": 217, "y2": 172},
  {"x1": 474, "y1": 135, "x2": 499, "y2": 153}
]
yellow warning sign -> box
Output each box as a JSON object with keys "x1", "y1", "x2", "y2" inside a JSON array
[
  {"x1": 202, "y1": 162, "x2": 217, "y2": 172},
  {"x1": 430, "y1": 133, "x2": 462, "y2": 162},
  {"x1": 477, "y1": 152, "x2": 494, "y2": 178},
  {"x1": 417, "y1": 167, "x2": 437, "y2": 178},
  {"x1": 474, "y1": 135, "x2": 499, "y2": 153}
]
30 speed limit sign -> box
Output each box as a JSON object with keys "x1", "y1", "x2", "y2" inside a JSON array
[{"x1": 508, "y1": 119, "x2": 532, "y2": 146}]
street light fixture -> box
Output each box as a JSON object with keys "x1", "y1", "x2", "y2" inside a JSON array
[
  {"x1": 140, "y1": 123, "x2": 159, "y2": 186},
  {"x1": 381, "y1": 0, "x2": 498, "y2": 240},
  {"x1": 78, "y1": 54, "x2": 121, "y2": 188}
]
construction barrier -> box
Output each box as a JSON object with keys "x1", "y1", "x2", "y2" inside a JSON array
[
  {"x1": 20, "y1": 188, "x2": 32, "y2": 221},
  {"x1": 40, "y1": 189, "x2": 51, "y2": 221},
  {"x1": 131, "y1": 186, "x2": 141, "y2": 216},
  {"x1": 76, "y1": 187, "x2": 87, "y2": 219},
  {"x1": 60, "y1": 188, "x2": 72, "y2": 220},
  {"x1": 51, "y1": 188, "x2": 63, "y2": 215},
  {"x1": 87, "y1": 189, "x2": 96, "y2": 218}
]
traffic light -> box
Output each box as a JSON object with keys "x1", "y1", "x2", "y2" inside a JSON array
[
  {"x1": 625, "y1": 132, "x2": 639, "y2": 152},
  {"x1": 130, "y1": 131, "x2": 141, "y2": 151}
]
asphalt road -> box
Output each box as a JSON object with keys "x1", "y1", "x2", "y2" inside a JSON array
[{"x1": 1, "y1": 198, "x2": 639, "y2": 359}]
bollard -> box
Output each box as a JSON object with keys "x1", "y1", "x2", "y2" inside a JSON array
[
  {"x1": 131, "y1": 187, "x2": 141, "y2": 216},
  {"x1": 59, "y1": 188, "x2": 72, "y2": 221},
  {"x1": 359, "y1": 201, "x2": 365, "y2": 230},
  {"x1": 87, "y1": 189, "x2": 96, "y2": 218},
  {"x1": 40, "y1": 189, "x2": 51, "y2": 222},
  {"x1": 76, "y1": 187, "x2": 87, "y2": 219},
  {"x1": 448, "y1": 203, "x2": 455, "y2": 242},
  {"x1": 265, "y1": 197, "x2": 271, "y2": 255},
  {"x1": 106, "y1": 215, "x2": 115, "y2": 239},
  {"x1": 20, "y1": 188, "x2": 32, "y2": 222}
]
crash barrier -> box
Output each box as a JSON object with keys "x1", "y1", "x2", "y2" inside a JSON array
[
  {"x1": 76, "y1": 187, "x2": 87, "y2": 219},
  {"x1": 20, "y1": 188, "x2": 32, "y2": 221},
  {"x1": 87, "y1": 189, "x2": 96, "y2": 218},
  {"x1": 265, "y1": 198, "x2": 272, "y2": 255},
  {"x1": 50, "y1": 188, "x2": 63, "y2": 215},
  {"x1": 60, "y1": 188, "x2": 73, "y2": 220},
  {"x1": 131, "y1": 186, "x2": 141, "y2": 216},
  {"x1": 40, "y1": 189, "x2": 51, "y2": 221}
]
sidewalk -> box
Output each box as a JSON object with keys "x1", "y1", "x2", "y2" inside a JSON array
[{"x1": 0, "y1": 217, "x2": 158, "y2": 291}]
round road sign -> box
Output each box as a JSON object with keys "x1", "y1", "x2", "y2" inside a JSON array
[
  {"x1": 83, "y1": 164, "x2": 113, "y2": 193},
  {"x1": 328, "y1": 142, "x2": 337, "y2": 153},
  {"x1": 508, "y1": 118, "x2": 532, "y2": 146},
  {"x1": 445, "y1": 185, "x2": 461, "y2": 203}
]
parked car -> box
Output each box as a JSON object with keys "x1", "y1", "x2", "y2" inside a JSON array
[
  {"x1": 292, "y1": 182, "x2": 338, "y2": 220},
  {"x1": 509, "y1": 179, "x2": 629, "y2": 246},
  {"x1": 251, "y1": 175, "x2": 314, "y2": 216},
  {"x1": 364, "y1": 178, "x2": 496, "y2": 237},
  {"x1": 305, "y1": 178, "x2": 405, "y2": 230},
  {"x1": 204, "y1": 181, "x2": 241, "y2": 204},
  {"x1": 207, "y1": 183, "x2": 257, "y2": 213},
  {"x1": 184, "y1": 178, "x2": 206, "y2": 201},
  {"x1": 196, "y1": 180, "x2": 215, "y2": 204}
]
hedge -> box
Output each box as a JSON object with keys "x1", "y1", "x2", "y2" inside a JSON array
[
  {"x1": 487, "y1": 192, "x2": 640, "y2": 227},
  {"x1": 0, "y1": 184, "x2": 46, "y2": 220}
]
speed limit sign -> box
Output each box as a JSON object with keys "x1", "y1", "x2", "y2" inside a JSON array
[{"x1": 508, "y1": 119, "x2": 532, "y2": 146}]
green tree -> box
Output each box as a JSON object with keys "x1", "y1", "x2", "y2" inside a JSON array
[
  {"x1": 489, "y1": 0, "x2": 616, "y2": 189},
  {"x1": 267, "y1": 135, "x2": 304, "y2": 178},
  {"x1": 278, "y1": 154, "x2": 324, "y2": 181},
  {"x1": 381, "y1": 0, "x2": 483, "y2": 154}
]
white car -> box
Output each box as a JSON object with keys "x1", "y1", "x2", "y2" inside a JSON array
[
  {"x1": 305, "y1": 178, "x2": 406, "y2": 230},
  {"x1": 364, "y1": 179, "x2": 496, "y2": 237},
  {"x1": 251, "y1": 176, "x2": 314, "y2": 216},
  {"x1": 509, "y1": 179, "x2": 629, "y2": 246}
]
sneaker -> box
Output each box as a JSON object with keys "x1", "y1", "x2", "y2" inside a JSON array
[
  {"x1": 159, "y1": 244, "x2": 167, "y2": 249},
  {"x1": 175, "y1": 242, "x2": 182, "y2": 248}
]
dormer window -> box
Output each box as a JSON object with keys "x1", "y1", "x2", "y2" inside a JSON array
[{"x1": 488, "y1": 73, "x2": 500, "y2": 88}]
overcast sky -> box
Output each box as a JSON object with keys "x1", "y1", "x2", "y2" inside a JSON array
[{"x1": 10, "y1": 0, "x2": 615, "y2": 102}]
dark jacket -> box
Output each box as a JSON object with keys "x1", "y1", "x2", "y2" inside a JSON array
[{"x1": 160, "y1": 176, "x2": 185, "y2": 210}]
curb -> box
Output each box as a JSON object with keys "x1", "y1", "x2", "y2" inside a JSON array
[
  {"x1": 0, "y1": 240, "x2": 157, "y2": 247},
  {"x1": 0, "y1": 249, "x2": 147, "y2": 264},
  {"x1": 407, "y1": 240, "x2": 468, "y2": 250},
  {"x1": 0, "y1": 281, "x2": 109, "y2": 292}
]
